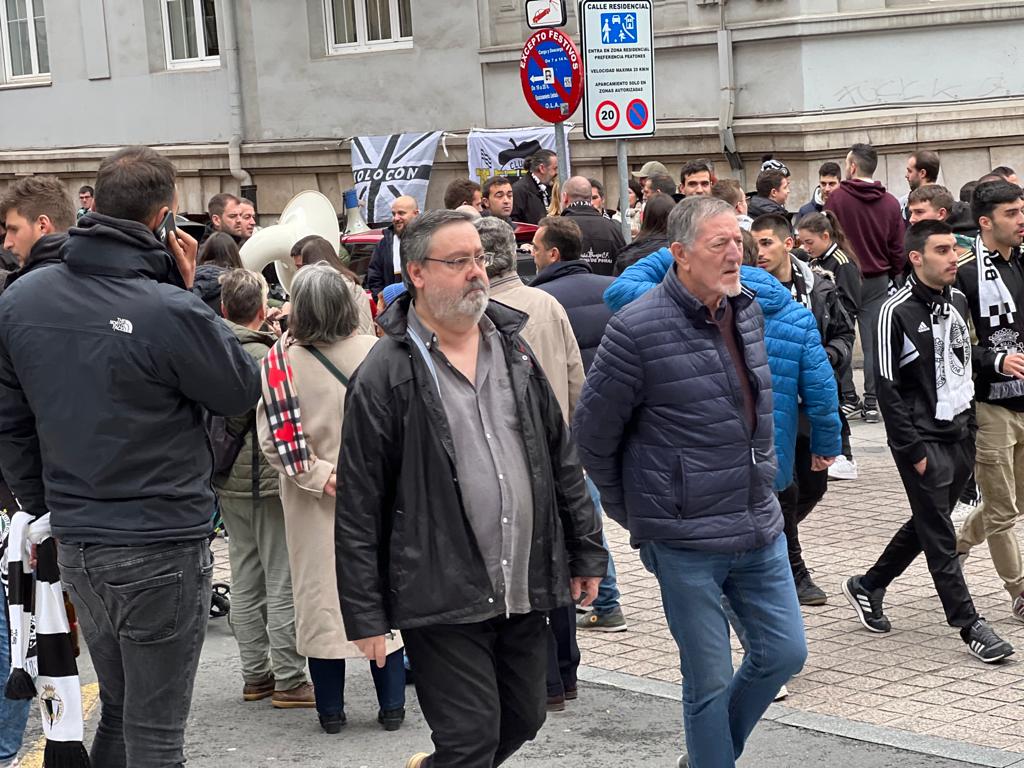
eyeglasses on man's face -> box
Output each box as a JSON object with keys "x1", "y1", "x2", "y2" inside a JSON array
[{"x1": 422, "y1": 253, "x2": 493, "y2": 272}]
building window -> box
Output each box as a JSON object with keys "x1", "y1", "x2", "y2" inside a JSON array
[
  {"x1": 162, "y1": 0, "x2": 219, "y2": 69},
  {"x1": 326, "y1": 0, "x2": 413, "y2": 53},
  {"x1": 0, "y1": 0, "x2": 49, "y2": 82}
]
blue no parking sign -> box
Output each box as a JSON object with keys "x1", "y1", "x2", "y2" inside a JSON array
[{"x1": 626, "y1": 99, "x2": 649, "y2": 130}]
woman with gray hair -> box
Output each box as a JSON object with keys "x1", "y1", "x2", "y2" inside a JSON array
[{"x1": 257, "y1": 262, "x2": 405, "y2": 734}]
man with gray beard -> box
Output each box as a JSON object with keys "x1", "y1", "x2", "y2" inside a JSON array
[{"x1": 334, "y1": 209, "x2": 608, "y2": 768}]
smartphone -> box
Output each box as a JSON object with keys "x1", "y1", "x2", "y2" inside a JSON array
[{"x1": 155, "y1": 211, "x2": 176, "y2": 245}]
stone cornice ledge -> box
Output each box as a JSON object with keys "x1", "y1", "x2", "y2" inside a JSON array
[{"x1": 478, "y1": 3, "x2": 1024, "y2": 63}]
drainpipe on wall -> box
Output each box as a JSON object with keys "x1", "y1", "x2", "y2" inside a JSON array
[
  {"x1": 717, "y1": 2, "x2": 744, "y2": 188},
  {"x1": 223, "y1": 0, "x2": 256, "y2": 208}
]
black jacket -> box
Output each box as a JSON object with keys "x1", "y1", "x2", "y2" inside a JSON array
[
  {"x1": 0, "y1": 233, "x2": 65, "y2": 295},
  {"x1": 334, "y1": 294, "x2": 607, "y2": 639},
  {"x1": 809, "y1": 243, "x2": 862, "y2": 322},
  {"x1": 748, "y1": 196, "x2": 790, "y2": 220},
  {"x1": 561, "y1": 204, "x2": 626, "y2": 277},
  {"x1": 192, "y1": 263, "x2": 228, "y2": 316},
  {"x1": 790, "y1": 256, "x2": 855, "y2": 373},
  {"x1": 365, "y1": 226, "x2": 401, "y2": 300},
  {"x1": 613, "y1": 235, "x2": 668, "y2": 275},
  {"x1": 955, "y1": 243, "x2": 1024, "y2": 411},
  {"x1": 0, "y1": 213, "x2": 262, "y2": 543},
  {"x1": 877, "y1": 277, "x2": 975, "y2": 464},
  {"x1": 531, "y1": 260, "x2": 613, "y2": 372},
  {"x1": 511, "y1": 174, "x2": 549, "y2": 225}
]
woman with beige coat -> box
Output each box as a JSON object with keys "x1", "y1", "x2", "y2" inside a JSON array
[{"x1": 258, "y1": 263, "x2": 404, "y2": 735}]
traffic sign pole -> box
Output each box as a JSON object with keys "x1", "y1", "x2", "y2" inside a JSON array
[
  {"x1": 617, "y1": 139, "x2": 631, "y2": 244},
  {"x1": 554, "y1": 121, "x2": 568, "y2": 188}
]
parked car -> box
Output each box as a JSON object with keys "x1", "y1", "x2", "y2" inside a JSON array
[{"x1": 341, "y1": 221, "x2": 539, "y2": 282}]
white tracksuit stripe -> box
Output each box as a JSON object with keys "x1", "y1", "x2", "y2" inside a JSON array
[{"x1": 877, "y1": 286, "x2": 913, "y2": 382}]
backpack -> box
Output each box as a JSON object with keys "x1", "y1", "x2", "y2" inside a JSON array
[{"x1": 205, "y1": 411, "x2": 255, "y2": 476}]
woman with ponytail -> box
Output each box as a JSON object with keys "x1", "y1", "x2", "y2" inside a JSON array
[
  {"x1": 797, "y1": 210, "x2": 862, "y2": 321},
  {"x1": 798, "y1": 210, "x2": 864, "y2": 480}
]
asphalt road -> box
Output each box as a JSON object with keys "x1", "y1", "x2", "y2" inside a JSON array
[
  {"x1": 16, "y1": 614, "x2": 989, "y2": 767},
  {"x1": 171, "y1": 621, "x2": 987, "y2": 767}
]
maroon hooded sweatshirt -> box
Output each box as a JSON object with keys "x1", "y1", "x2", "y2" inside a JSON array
[{"x1": 824, "y1": 179, "x2": 905, "y2": 279}]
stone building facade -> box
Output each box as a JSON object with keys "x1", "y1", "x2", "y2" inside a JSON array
[{"x1": 0, "y1": 0, "x2": 1021, "y2": 217}]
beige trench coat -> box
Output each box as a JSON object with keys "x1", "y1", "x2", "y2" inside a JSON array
[{"x1": 257, "y1": 332, "x2": 403, "y2": 659}]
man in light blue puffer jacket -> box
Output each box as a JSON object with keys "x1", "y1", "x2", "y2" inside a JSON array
[{"x1": 604, "y1": 246, "x2": 842, "y2": 494}]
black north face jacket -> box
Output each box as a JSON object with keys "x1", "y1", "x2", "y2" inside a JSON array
[
  {"x1": 334, "y1": 294, "x2": 607, "y2": 639},
  {"x1": 0, "y1": 213, "x2": 261, "y2": 543}
]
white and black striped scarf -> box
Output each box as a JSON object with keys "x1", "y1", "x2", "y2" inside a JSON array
[
  {"x1": 975, "y1": 235, "x2": 1018, "y2": 330},
  {"x1": 3, "y1": 511, "x2": 90, "y2": 767}
]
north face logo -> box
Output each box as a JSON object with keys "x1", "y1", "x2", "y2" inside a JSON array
[{"x1": 109, "y1": 318, "x2": 133, "y2": 334}]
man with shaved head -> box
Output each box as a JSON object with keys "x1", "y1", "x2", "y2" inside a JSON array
[
  {"x1": 366, "y1": 194, "x2": 420, "y2": 300},
  {"x1": 560, "y1": 175, "x2": 625, "y2": 276}
]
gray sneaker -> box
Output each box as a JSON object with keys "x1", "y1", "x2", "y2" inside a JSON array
[{"x1": 577, "y1": 607, "x2": 628, "y2": 632}]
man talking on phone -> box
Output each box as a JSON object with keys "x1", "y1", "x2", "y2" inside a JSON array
[{"x1": 0, "y1": 146, "x2": 261, "y2": 768}]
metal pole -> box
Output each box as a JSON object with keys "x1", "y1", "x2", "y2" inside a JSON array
[
  {"x1": 616, "y1": 138, "x2": 632, "y2": 244},
  {"x1": 554, "y1": 121, "x2": 569, "y2": 187}
]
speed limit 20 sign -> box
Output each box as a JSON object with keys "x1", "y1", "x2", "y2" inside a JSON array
[{"x1": 580, "y1": 0, "x2": 655, "y2": 140}]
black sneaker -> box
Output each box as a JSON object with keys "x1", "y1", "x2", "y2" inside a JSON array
[
  {"x1": 864, "y1": 403, "x2": 880, "y2": 428},
  {"x1": 840, "y1": 398, "x2": 862, "y2": 419},
  {"x1": 842, "y1": 576, "x2": 891, "y2": 633},
  {"x1": 961, "y1": 619, "x2": 1015, "y2": 663},
  {"x1": 795, "y1": 572, "x2": 827, "y2": 606}
]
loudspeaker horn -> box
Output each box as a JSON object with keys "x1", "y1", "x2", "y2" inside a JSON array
[{"x1": 239, "y1": 190, "x2": 341, "y2": 295}]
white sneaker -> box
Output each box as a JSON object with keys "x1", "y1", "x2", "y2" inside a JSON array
[
  {"x1": 951, "y1": 500, "x2": 976, "y2": 525},
  {"x1": 828, "y1": 456, "x2": 858, "y2": 481},
  {"x1": 1012, "y1": 594, "x2": 1024, "y2": 624},
  {"x1": 774, "y1": 684, "x2": 789, "y2": 701}
]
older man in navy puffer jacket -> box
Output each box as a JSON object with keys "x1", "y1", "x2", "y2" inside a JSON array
[{"x1": 574, "y1": 197, "x2": 808, "y2": 768}]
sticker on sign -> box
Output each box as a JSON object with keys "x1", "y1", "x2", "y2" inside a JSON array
[{"x1": 580, "y1": 0, "x2": 655, "y2": 140}]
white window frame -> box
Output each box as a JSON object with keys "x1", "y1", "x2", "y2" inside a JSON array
[
  {"x1": 161, "y1": 0, "x2": 220, "y2": 70},
  {"x1": 325, "y1": 0, "x2": 413, "y2": 55},
  {"x1": 0, "y1": 0, "x2": 50, "y2": 85}
]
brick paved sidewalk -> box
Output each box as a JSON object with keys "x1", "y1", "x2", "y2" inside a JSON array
[{"x1": 581, "y1": 416, "x2": 1024, "y2": 753}]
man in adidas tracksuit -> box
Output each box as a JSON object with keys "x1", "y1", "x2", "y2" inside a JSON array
[
  {"x1": 954, "y1": 180, "x2": 1024, "y2": 621},
  {"x1": 844, "y1": 220, "x2": 1014, "y2": 663}
]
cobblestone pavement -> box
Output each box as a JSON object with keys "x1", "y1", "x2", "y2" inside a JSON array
[{"x1": 580, "y1": 414, "x2": 1024, "y2": 754}]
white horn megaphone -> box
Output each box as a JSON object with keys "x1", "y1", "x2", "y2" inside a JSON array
[{"x1": 240, "y1": 190, "x2": 341, "y2": 295}]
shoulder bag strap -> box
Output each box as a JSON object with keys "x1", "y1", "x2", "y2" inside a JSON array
[{"x1": 303, "y1": 345, "x2": 350, "y2": 388}]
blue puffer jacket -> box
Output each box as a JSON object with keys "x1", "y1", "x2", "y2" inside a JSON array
[
  {"x1": 574, "y1": 266, "x2": 781, "y2": 552},
  {"x1": 604, "y1": 249, "x2": 841, "y2": 489}
]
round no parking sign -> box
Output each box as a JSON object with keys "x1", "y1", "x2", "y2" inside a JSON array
[{"x1": 520, "y1": 29, "x2": 583, "y2": 123}]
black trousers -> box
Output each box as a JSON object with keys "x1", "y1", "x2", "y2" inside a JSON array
[
  {"x1": 402, "y1": 612, "x2": 548, "y2": 768},
  {"x1": 862, "y1": 440, "x2": 979, "y2": 628},
  {"x1": 959, "y1": 471, "x2": 980, "y2": 505},
  {"x1": 781, "y1": 429, "x2": 830, "y2": 580},
  {"x1": 545, "y1": 605, "x2": 580, "y2": 697},
  {"x1": 839, "y1": 409, "x2": 853, "y2": 460}
]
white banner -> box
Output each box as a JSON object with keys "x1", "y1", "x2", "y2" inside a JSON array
[
  {"x1": 467, "y1": 126, "x2": 570, "y2": 185},
  {"x1": 351, "y1": 132, "x2": 443, "y2": 226}
]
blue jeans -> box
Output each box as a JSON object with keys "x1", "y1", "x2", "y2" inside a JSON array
[
  {"x1": 586, "y1": 478, "x2": 621, "y2": 615},
  {"x1": 308, "y1": 650, "x2": 406, "y2": 717},
  {"x1": 0, "y1": 585, "x2": 31, "y2": 761},
  {"x1": 639, "y1": 534, "x2": 806, "y2": 768}
]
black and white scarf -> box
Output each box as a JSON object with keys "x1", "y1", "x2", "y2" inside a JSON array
[
  {"x1": 976, "y1": 235, "x2": 1018, "y2": 329},
  {"x1": 3, "y1": 511, "x2": 90, "y2": 767},
  {"x1": 913, "y1": 278, "x2": 973, "y2": 421}
]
